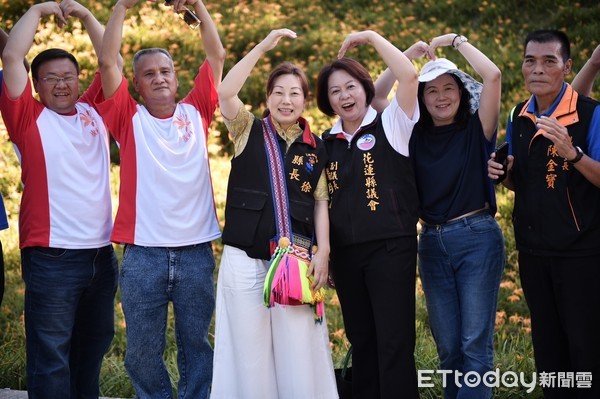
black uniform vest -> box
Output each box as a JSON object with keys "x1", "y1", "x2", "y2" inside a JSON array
[
  {"x1": 323, "y1": 113, "x2": 419, "y2": 248},
  {"x1": 222, "y1": 117, "x2": 328, "y2": 260},
  {"x1": 511, "y1": 95, "x2": 600, "y2": 256}
]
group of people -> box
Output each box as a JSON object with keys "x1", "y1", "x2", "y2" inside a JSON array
[{"x1": 0, "y1": 1, "x2": 598, "y2": 399}]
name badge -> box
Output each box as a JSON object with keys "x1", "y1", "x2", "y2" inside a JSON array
[{"x1": 356, "y1": 134, "x2": 376, "y2": 151}]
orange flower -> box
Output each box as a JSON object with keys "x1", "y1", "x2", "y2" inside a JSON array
[
  {"x1": 500, "y1": 280, "x2": 516, "y2": 289},
  {"x1": 495, "y1": 311, "x2": 506, "y2": 327},
  {"x1": 509, "y1": 314, "x2": 522, "y2": 324},
  {"x1": 507, "y1": 294, "x2": 521, "y2": 303},
  {"x1": 332, "y1": 329, "x2": 345, "y2": 339},
  {"x1": 329, "y1": 294, "x2": 340, "y2": 306}
]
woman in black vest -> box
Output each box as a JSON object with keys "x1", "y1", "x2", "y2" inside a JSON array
[
  {"x1": 316, "y1": 31, "x2": 421, "y2": 398},
  {"x1": 211, "y1": 29, "x2": 337, "y2": 398},
  {"x1": 377, "y1": 34, "x2": 505, "y2": 399}
]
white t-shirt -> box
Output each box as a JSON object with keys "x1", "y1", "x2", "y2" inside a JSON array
[
  {"x1": 96, "y1": 61, "x2": 220, "y2": 246},
  {"x1": 0, "y1": 74, "x2": 112, "y2": 249}
]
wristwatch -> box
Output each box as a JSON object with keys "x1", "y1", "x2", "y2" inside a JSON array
[
  {"x1": 568, "y1": 146, "x2": 584, "y2": 164},
  {"x1": 453, "y1": 35, "x2": 469, "y2": 49}
]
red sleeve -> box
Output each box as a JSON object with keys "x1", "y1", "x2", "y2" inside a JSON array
[
  {"x1": 79, "y1": 71, "x2": 103, "y2": 106},
  {"x1": 0, "y1": 77, "x2": 45, "y2": 147},
  {"x1": 180, "y1": 60, "x2": 218, "y2": 139},
  {"x1": 93, "y1": 75, "x2": 137, "y2": 143}
]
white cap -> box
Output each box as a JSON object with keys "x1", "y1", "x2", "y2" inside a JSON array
[
  {"x1": 419, "y1": 58, "x2": 460, "y2": 82},
  {"x1": 418, "y1": 58, "x2": 483, "y2": 114}
]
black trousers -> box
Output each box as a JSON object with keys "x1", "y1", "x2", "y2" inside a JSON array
[
  {"x1": 331, "y1": 236, "x2": 419, "y2": 399},
  {"x1": 519, "y1": 252, "x2": 600, "y2": 399}
]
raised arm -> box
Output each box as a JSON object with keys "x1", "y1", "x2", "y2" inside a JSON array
[
  {"x1": 572, "y1": 44, "x2": 600, "y2": 97},
  {"x1": 338, "y1": 30, "x2": 419, "y2": 118},
  {"x1": 429, "y1": 33, "x2": 502, "y2": 141},
  {"x1": 2, "y1": 2, "x2": 67, "y2": 98},
  {"x1": 59, "y1": 0, "x2": 123, "y2": 72},
  {"x1": 100, "y1": 0, "x2": 137, "y2": 99},
  {"x1": 372, "y1": 41, "x2": 429, "y2": 112},
  {"x1": 218, "y1": 29, "x2": 296, "y2": 120},
  {"x1": 187, "y1": 0, "x2": 226, "y2": 86},
  {"x1": 371, "y1": 69, "x2": 395, "y2": 112},
  {"x1": 0, "y1": 27, "x2": 30, "y2": 72}
]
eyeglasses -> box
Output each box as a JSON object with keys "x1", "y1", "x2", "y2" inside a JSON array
[{"x1": 40, "y1": 76, "x2": 78, "y2": 85}]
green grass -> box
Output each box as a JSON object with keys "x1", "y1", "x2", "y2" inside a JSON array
[
  {"x1": 0, "y1": 143, "x2": 540, "y2": 397},
  {"x1": 1, "y1": 0, "x2": 596, "y2": 395}
]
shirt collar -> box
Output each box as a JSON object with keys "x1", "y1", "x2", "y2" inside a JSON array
[
  {"x1": 270, "y1": 115, "x2": 316, "y2": 148},
  {"x1": 526, "y1": 82, "x2": 567, "y2": 117},
  {"x1": 520, "y1": 82, "x2": 579, "y2": 126},
  {"x1": 519, "y1": 82, "x2": 580, "y2": 150},
  {"x1": 329, "y1": 106, "x2": 378, "y2": 140}
]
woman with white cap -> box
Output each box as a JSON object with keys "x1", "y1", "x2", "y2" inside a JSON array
[
  {"x1": 374, "y1": 33, "x2": 504, "y2": 398},
  {"x1": 415, "y1": 34, "x2": 504, "y2": 399}
]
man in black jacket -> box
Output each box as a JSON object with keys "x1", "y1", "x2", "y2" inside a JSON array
[{"x1": 489, "y1": 30, "x2": 600, "y2": 399}]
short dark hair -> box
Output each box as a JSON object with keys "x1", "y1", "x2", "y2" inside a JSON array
[
  {"x1": 416, "y1": 74, "x2": 470, "y2": 129},
  {"x1": 262, "y1": 62, "x2": 310, "y2": 118},
  {"x1": 524, "y1": 30, "x2": 570, "y2": 63},
  {"x1": 316, "y1": 57, "x2": 375, "y2": 117},
  {"x1": 133, "y1": 48, "x2": 174, "y2": 73},
  {"x1": 31, "y1": 48, "x2": 80, "y2": 80}
]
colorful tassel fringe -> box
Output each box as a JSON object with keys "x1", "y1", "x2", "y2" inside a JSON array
[{"x1": 263, "y1": 238, "x2": 326, "y2": 323}]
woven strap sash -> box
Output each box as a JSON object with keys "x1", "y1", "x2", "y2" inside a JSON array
[
  {"x1": 262, "y1": 117, "x2": 292, "y2": 243},
  {"x1": 261, "y1": 117, "x2": 325, "y2": 322}
]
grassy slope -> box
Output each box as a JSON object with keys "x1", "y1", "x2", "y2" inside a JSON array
[{"x1": 1, "y1": 0, "x2": 599, "y2": 396}]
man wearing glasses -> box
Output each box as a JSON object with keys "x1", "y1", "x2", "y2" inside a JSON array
[{"x1": 0, "y1": 1, "x2": 119, "y2": 397}]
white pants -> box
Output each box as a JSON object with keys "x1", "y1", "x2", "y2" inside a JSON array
[{"x1": 211, "y1": 245, "x2": 338, "y2": 399}]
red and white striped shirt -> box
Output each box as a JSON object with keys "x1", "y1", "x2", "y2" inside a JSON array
[
  {"x1": 0, "y1": 74, "x2": 112, "y2": 249},
  {"x1": 95, "y1": 61, "x2": 220, "y2": 246}
]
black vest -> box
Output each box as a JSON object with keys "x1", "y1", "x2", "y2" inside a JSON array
[
  {"x1": 511, "y1": 95, "x2": 600, "y2": 256},
  {"x1": 323, "y1": 114, "x2": 419, "y2": 248},
  {"x1": 222, "y1": 117, "x2": 328, "y2": 260}
]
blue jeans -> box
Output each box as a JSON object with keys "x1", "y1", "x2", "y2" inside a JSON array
[
  {"x1": 418, "y1": 213, "x2": 504, "y2": 399},
  {"x1": 21, "y1": 245, "x2": 118, "y2": 399},
  {"x1": 120, "y1": 243, "x2": 216, "y2": 399}
]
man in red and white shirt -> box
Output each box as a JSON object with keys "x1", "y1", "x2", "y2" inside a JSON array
[
  {"x1": 0, "y1": 1, "x2": 118, "y2": 398},
  {"x1": 96, "y1": 0, "x2": 225, "y2": 396}
]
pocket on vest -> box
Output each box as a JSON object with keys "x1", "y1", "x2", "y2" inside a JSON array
[
  {"x1": 289, "y1": 199, "x2": 314, "y2": 233},
  {"x1": 226, "y1": 188, "x2": 268, "y2": 247}
]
